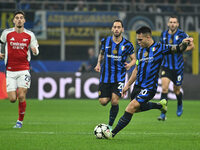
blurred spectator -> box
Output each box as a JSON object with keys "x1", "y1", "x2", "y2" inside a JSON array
[
  {"x1": 74, "y1": 0, "x2": 88, "y2": 11},
  {"x1": 148, "y1": 4, "x2": 162, "y2": 13},
  {"x1": 89, "y1": 0, "x2": 107, "y2": 11},
  {"x1": 136, "y1": 0, "x2": 149, "y2": 12},
  {"x1": 159, "y1": 0, "x2": 174, "y2": 13},
  {"x1": 173, "y1": 0, "x2": 193, "y2": 13},
  {"x1": 111, "y1": 0, "x2": 127, "y2": 11},
  {"x1": 79, "y1": 47, "x2": 98, "y2": 72}
]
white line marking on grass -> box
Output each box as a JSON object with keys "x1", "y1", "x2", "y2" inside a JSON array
[
  {"x1": 19, "y1": 131, "x2": 55, "y2": 135},
  {"x1": 1, "y1": 130, "x2": 199, "y2": 137},
  {"x1": 15, "y1": 131, "x2": 200, "y2": 136}
]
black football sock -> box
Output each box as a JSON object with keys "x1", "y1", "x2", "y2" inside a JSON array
[
  {"x1": 176, "y1": 92, "x2": 182, "y2": 105},
  {"x1": 140, "y1": 102, "x2": 162, "y2": 112},
  {"x1": 109, "y1": 104, "x2": 119, "y2": 126},
  {"x1": 161, "y1": 92, "x2": 168, "y2": 104},
  {"x1": 112, "y1": 111, "x2": 133, "y2": 137},
  {"x1": 161, "y1": 92, "x2": 168, "y2": 100}
]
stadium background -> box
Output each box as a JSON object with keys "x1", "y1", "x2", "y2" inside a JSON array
[{"x1": 0, "y1": 0, "x2": 199, "y2": 100}]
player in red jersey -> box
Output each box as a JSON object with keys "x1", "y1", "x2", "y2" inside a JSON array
[{"x1": 0, "y1": 10, "x2": 39, "y2": 128}]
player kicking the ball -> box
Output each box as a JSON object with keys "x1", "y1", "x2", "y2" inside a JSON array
[
  {"x1": 0, "y1": 10, "x2": 39, "y2": 128},
  {"x1": 102, "y1": 26, "x2": 194, "y2": 139}
]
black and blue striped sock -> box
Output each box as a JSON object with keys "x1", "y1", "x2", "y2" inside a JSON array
[
  {"x1": 112, "y1": 111, "x2": 133, "y2": 137},
  {"x1": 140, "y1": 102, "x2": 162, "y2": 112},
  {"x1": 109, "y1": 104, "x2": 119, "y2": 126},
  {"x1": 176, "y1": 93, "x2": 182, "y2": 105}
]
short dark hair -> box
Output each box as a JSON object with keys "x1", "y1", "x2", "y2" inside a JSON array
[
  {"x1": 136, "y1": 26, "x2": 152, "y2": 35},
  {"x1": 168, "y1": 15, "x2": 179, "y2": 22},
  {"x1": 14, "y1": 10, "x2": 25, "y2": 18},
  {"x1": 112, "y1": 19, "x2": 123, "y2": 27}
]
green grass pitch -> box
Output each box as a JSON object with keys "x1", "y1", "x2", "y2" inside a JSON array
[{"x1": 0, "y1": 99, "x2": 199, "y2": 150}]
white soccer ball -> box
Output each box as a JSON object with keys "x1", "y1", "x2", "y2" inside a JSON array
[{"x1": 94, "y1": 123, "x2": 109, "y2": 139}]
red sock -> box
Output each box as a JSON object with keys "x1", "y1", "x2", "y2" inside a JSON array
[{"x1": 18, "y1": 101, "x2": 26, "y2": 121}]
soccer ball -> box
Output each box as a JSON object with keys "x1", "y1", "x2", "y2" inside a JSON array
[{"x1": 94, "y1": 123, "x2": 109, "y2": 139}]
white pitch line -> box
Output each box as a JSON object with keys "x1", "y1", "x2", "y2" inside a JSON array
[
  {"x1": 15, "y1": 131, "x2": 200, "y2": 136},
  {"x1": 0, "y1": 130, "x2": 199, "y2": 136}
]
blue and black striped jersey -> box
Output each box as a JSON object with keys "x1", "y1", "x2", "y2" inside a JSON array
[
  {"x1": 100, "y1": 36, "x2": 134, "y2": 83},
  {"x1": 135, "y1": 42, "x2": 172, "y2": 91},
  {"x1": 160, "y1": 29, "x2": 188, "y2": 70}
]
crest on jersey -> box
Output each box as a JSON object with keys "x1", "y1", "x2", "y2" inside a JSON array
[
  {"x1": 113, "y1": 49, "x2": 117, "y2": 54},
  {"x1": 144, "y1": 51, "x2": 148, "y2": 57},
  {"x1": 161, "y1": 71, "x2": 165, "y2": 75},
  {"x1": 175, "y1": 36, "x2": 179, "y2": 40},
  {"x1": 121, "y1": 45, "x2": 125, "y2": 51},
  {"x1": 169, "y1": 39, "x2": 173, "y2": 44},
  {"x1": 23, "y1": 38, "x2": 28, "y2": 42},
  {"x1": 152, "y1": 47, "x2": 156, "y2": 52}
]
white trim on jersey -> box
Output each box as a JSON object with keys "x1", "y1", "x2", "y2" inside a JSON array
[
  {"x1": 24, "y1": 29, "x2": 39, "y2": 56},
  {"x1": 0, "y1": 28, "x2": 15, "y2": 66}
]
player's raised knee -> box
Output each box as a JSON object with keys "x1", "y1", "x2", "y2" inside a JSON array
[{"x1": 99, "y1": 98, "x2": 109, "y2": 106}]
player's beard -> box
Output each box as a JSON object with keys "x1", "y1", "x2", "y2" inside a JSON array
[
  {"x1": 114, "y1": 32, "x2": 121, "y2": 38},
  {"x1": 170, "y1": 26, "x2": 178, "y2": 33}
]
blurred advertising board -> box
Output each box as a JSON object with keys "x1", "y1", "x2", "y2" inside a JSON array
[{"x1": 26, "y1": 72, "x2": 200, "y2": 100}]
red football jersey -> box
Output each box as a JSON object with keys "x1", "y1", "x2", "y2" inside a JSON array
[{"x1": 0, "y1": 28, "x2": 38, "y2": 71}]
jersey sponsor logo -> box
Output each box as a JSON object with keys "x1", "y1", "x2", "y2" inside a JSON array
[
  {"x1": 10, "y1": 42, "x2": 27, "y2": 50},
  {"x1": 139, "y1": 57, "x2": 154, "y2": 63},
  {"x1": 10, "y1": 37, "x2": 15, "y2": 41},
  {"x1": 163, "y1": 37, "x2": 167, "y2": 40},
  {"x1": 106, "y1": 46, "x2": 111, "y2": 49},
  {"x1": 107, "y1": 54, "x2": 122, "y2": 61}
]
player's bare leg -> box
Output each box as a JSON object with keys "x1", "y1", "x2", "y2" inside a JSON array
[
  {"x1": 158, "y1": 77, "x2": 170, "y2": 121},
  {"x1": 7, "y1": 91, "x2": 17, "y2": 103},
  {"x1": 13, "y1": 88, "x2": 27, "y2": 128},
  {"x1": 99, "y1": 97, "x2": 110, "y2": 106},
  {"x1": 174, "y1": 85, "x2": 183, "y2": 116}
]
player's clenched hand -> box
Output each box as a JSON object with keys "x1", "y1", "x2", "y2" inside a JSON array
[
  {"x1": 182, "y1": 37, "x2": 193, "y2": 45},
  {"x1": 124, "y1": 62, "x2": 131, "y2": 70},
  {"x1": 121, "y1": 84, "x2": 129, "y2": 97},
  {"x1": 94, "y1": 64, "x2": 101, "y2": 72},
  {"x1": 0, "y1": 53, "x2": 5, "y2": 59}
]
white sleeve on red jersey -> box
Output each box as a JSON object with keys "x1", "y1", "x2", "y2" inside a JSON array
[
  {"x1": 0, "y1": 29, "x2": 7, "y2": 43},
  {"x1": 29, "y1": 31, "x2": 39, "y2": 55},
  {"x1": 1, "y1": 28, "x2": 13, "y2": 53}
]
